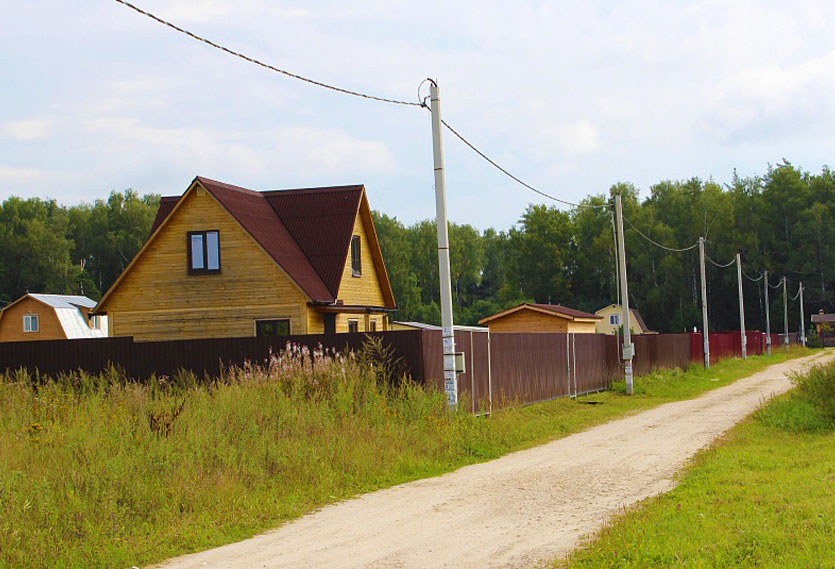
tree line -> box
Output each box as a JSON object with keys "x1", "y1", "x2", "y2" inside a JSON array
[{"x1": 2, "y1": 161, "x2": 832, "y2": 334}]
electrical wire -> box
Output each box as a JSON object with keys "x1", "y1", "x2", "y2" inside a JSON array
[
  {"x1": 743, "y1": 270, "x2": 764, "y2": 282},
  {"x1": 114, "y1": 0, "x2": 421, "y2": 108},
  {"x1": 705, "y1": 254, "x2": 736, "y2": 268},
  {"x1": 116, "y1": 0, "x2": 609, "y2": 210},
  {"x1": 791, "y1": 285, "x2": 802, "y2": 301},
  {"x1": 621, "y1": 216, "x2": 698, "y2": 252},
  {"x1": 438, "y1": 117, "x2": 609, "y2": 209}
]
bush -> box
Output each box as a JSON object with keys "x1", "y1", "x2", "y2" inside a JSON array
[
  {"x1": 793, "y1": 363, "x2": 835, "y2": 422},
  {"x1": 757, "y1": 362, "x2": 835, "y2": 432}
]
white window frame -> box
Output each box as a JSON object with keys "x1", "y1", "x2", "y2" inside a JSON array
[
  {"x1": 23, "y1": 314, "x2": 39, "y2": 333},
  {"x1": 609, "y1": 314, "x2": 620, "y2": 326}
]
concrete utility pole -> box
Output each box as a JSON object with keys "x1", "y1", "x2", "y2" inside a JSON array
[
  {"x1": 699, "y1": 237, "x2": 710, "y2": 368},
  {"x1": 783, "y1": 276, "x2": 789, "y2": 352},
  {"x1": 799, "y1": 282, "x2": 806, "y2": 347},
  {"x1": 428, "y1": 79, "x2": 458, "y2": 408},
  {"x1": 614, "y1": 193, "x2": 634, "y2": 395},
  {"x1": 736, "y1": 253, "x2": 747, "y2": 359},
  {"x1": 764, "y1": 271, "x2": 771, "y2": 356}
]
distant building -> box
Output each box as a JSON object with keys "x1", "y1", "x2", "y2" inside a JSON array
[
  {"x1": 594, "y1": 304, "x2": 655, "y2": 335},
  {"x1": 477, "y1": 303, "x2": 600, "y2": 333},
  {"x1": 0, "y1": 294, "x2": 107, "y2": 342},
  {"x1": 391, "y1": 321, "x2": 488, "y2": 333}
]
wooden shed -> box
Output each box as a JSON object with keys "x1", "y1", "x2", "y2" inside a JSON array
[{"x1": 477, "y1": 303, "x2": 600, "y2": 333}]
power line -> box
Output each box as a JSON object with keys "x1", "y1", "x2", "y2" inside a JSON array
[
  {"x1": 622, "y1": 216, "x2": 698, "y2": 252},
  {"x1": 438, "y1": 118, "x2": 609, "y2": 210},
  {"x1": 116, "y1": 0, "x2": 608, "y2": 211},
  {"x1": 705, "y1": 254, "x2": 736, "y2": 268},
  {"x1": 114, "y1": 0, "x2": 421, "y2": 108},
  {"x1": 743, "y1": 270, "x2": 763, "y2": 282},
  {"x1": 791, "y1": 286, "x2": 802, "y2": 301}
]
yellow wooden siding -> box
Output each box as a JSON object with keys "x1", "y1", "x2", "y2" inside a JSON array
[
  {"x1": 337, "y1": 210, "x2": 386, "y2": 307},
  {"x1": 567, "y1": 321, "x2": 598, "y2": 334},
  {"x1": 103, "y1": 187, "x2": 310, "y2": 341},
  {"x1": 594, "y1": 305, "x2": 644, "y2": 335},
  {"x1": 0, "y1": 298, "x2": 67, "y2": 342},
  {"x1": 486, "y1": 309, "x2": 570, "y2": 333},
  {"x1": 307, "y1": 309, "x2": 325, "y2": 335}
]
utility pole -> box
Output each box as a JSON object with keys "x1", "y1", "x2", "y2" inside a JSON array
[
  {"x1": 799, "y1": 281, "x2": 806, "y2": 347},
  {"x1": 615, "y1": 193, "x2": 634, "y2": 395},
  {"x1": 783, "y1": 276, "x2": 789, "y2": 352},
  {"x1": 736, "y1": 252, "x2": 747, "y2": 359},
  {"x1": 764, "y1": 271, "x2": 771, "y2": 356},
  {"x1": 699, "y1": 237, "x2": 710, "y2": 368},
  {"x1": 428, "y1": 79, "x2": 458, "y2": 408}
]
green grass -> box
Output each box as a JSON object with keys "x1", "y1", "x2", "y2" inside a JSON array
[
  {"x1": 557, "y1": 355, "x2": 835, "y2": 569},
  {"x1": 0, "y1": 344, "x2": 814, "y2": 569}
]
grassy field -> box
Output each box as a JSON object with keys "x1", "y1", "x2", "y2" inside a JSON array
[
  {"x1": 0, "y1": 343, "x2": 813, "y2": 569},
  {"x1": 558, "y1": 355, "x2": 835, "y2": 569}
]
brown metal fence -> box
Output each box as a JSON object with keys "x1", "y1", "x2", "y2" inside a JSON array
[{"x1": 0, "y1": 328, "x2": 762, "y2": 412}]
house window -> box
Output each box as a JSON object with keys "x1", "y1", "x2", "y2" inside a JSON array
[
  {"x1": 609, "y1": 314, "x2": 620, "y2": 326},
  {"x1": 351, "y1": 235, "x2": 361, "y2": 277},
  {"x1": 370, "y1": 320, "x2": 377, "y2": 332},
  {"x1": 90, "y1": 314, "x2": 101, "y2": 329},
  {"x1": 188, "y1": 230, "x2": 221, "y2": 274},
  {"x1": 255, "y1": 319, "x2": 291, "y2": 336},
  {"x1": 348, "y1": 319, "x2": 359, "y2": 333},
  {"x1": 23, "y1": 314, "x2": 39, "y2": 333}
]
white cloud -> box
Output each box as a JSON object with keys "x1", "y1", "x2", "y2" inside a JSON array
[
  {"x1": 3, "y1": 119, "x2": 52, "y2": 141},
  {"x1": 535, "y1": 120, "x2": 602, "y2": 157},
  {"x1": 0, "y1": 166, "x2": 47, "y2": 182}
]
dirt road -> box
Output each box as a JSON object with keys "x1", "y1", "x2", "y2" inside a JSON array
[{"x1": 154, "y1": 351, "x2": 832, "y2": 569}]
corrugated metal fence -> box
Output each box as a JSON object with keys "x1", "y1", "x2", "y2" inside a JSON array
[{"x1": 1, "y1": 328, "x2": 787, "y2": 412}]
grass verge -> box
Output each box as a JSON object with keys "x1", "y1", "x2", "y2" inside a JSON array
[
  {"x1": 0, "y1": 344, "x2": 815, "y2": 569},
  {"x1": 557, "y1": 354, "x2": 835, "y2": 569}
]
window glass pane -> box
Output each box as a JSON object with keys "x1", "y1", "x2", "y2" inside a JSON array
[
  {"x1": 24, "y1": 315, "x2": 38, "y2": 332},
  {"x1": 351, "y1": 235, "x2": 361, "y2": 275},
  {"x1": 190, "y1": 234, "x2": 204, "y2": 269},
  {"x1": 256, "y1": 319, "x2": 290, "y2": 336},
  {"x1": 206, "y1": 231, "x2": 220, "y2": 270}
]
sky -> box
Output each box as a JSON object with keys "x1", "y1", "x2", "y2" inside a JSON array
[{"x1": 2, "y1": 0, "x2": 834, "y2": 230}]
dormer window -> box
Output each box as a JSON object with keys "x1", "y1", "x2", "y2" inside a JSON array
[
  {"x1": 188, "y1": 230, "x2": 220, "y2": 274},
  {"x1": 351, "y1": 235, "x2": 361, "y2": 277}
]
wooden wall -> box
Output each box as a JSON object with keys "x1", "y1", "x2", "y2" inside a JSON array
[
  {"x1": 486, "y1": 309, "x2": 570, "y2": 333},
  {"x1": 336, "y1": 209, "x2": 387, "y2": 308},
  {"x1": 0, "y1": 298, "x2": 66, "y2": 342},
  {"x1": 102, "y1": 187, "x2": 311, "y2": 341}
]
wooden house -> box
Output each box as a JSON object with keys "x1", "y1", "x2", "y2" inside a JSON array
[
  {"x1": 477, "y1": 303, "x2": 600, "y2": 333},
  {"x1": 0, "y1": 294, "x2": 107, "y2": 342},
  {"x1": 93, "y1": 176, "x2": 396, "y2": 341},
  {"x1": 594, "y1": 304, "x2": 655, "y2": 335}
]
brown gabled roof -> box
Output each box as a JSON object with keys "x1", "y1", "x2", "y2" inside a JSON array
[
  {"x1": 632, "y1": 309, "x2": 652, "y2": 333},
  {"x1": 479, "y1": 303, "x2": 601, "y2": 325},
  {"x1": 133, "y1": 176, "x2": 396, "y2": 307},
  {"x1": 149, "y1": 196, "x2": 178, "y2": 235},
  {"x1": 264, "y1": 185, "x2": 363, "y2": 298}
]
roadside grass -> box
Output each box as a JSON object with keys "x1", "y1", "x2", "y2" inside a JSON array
[
  {"x1": 557, "y1": 355, "x2": 835, "y2": 569},
  {"x1": 0, "y1": 344, "x2": 814, "y2": 569}
]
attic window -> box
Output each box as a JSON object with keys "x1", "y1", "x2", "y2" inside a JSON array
[
  {"x1": 351, "y1": 235, "x2": 362, "y2": 277},
  {"x1": 23, "y1": 314, "x2": 39, "y2": 333},
  {"x1": 609, "y1": 314, "x2": 620, "y2": 326},
  {"x1": 188, "y1": 230, "x2": 221, "y2": 274}
]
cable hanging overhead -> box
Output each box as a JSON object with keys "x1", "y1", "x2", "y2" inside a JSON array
[
  {"x1": 743, "y1": 270, "x2": 764, "y2": 282},
  {"x1": 114, "y1": 0, "x2": 421, "y2": 107},
  {"x1": 622, "y1": 216, "x2": 698, "y2": 252},
  {"x1": 705, "y1": 254, "x2": 736, "y2": 268},
  {"x1": 115, "y1": 0, "x2": 610, "y2": 211}
]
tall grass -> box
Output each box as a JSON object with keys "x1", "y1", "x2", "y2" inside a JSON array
[{"x1": 0, "y1": 343, "x2": 815, "y2": 569}]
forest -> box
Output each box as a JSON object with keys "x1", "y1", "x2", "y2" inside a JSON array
[{"x1": 1, "y1": 160, "x2": 832, "y2": 335}]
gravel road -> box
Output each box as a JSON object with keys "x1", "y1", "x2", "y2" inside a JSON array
[{"x1": 152, "y1": 350, "x2": 832, "y2": 569}]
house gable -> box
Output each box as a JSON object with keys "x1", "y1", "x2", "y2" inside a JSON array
[
  {"x1": 336, "y1": 192, "x2": 395, "y2": 308},
  {"x1": 0, "y1": 296, "x2": 66, "y2": 342},
  {"x1": 97, "y1": 181, "x2": 311, "y2": 339}
]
